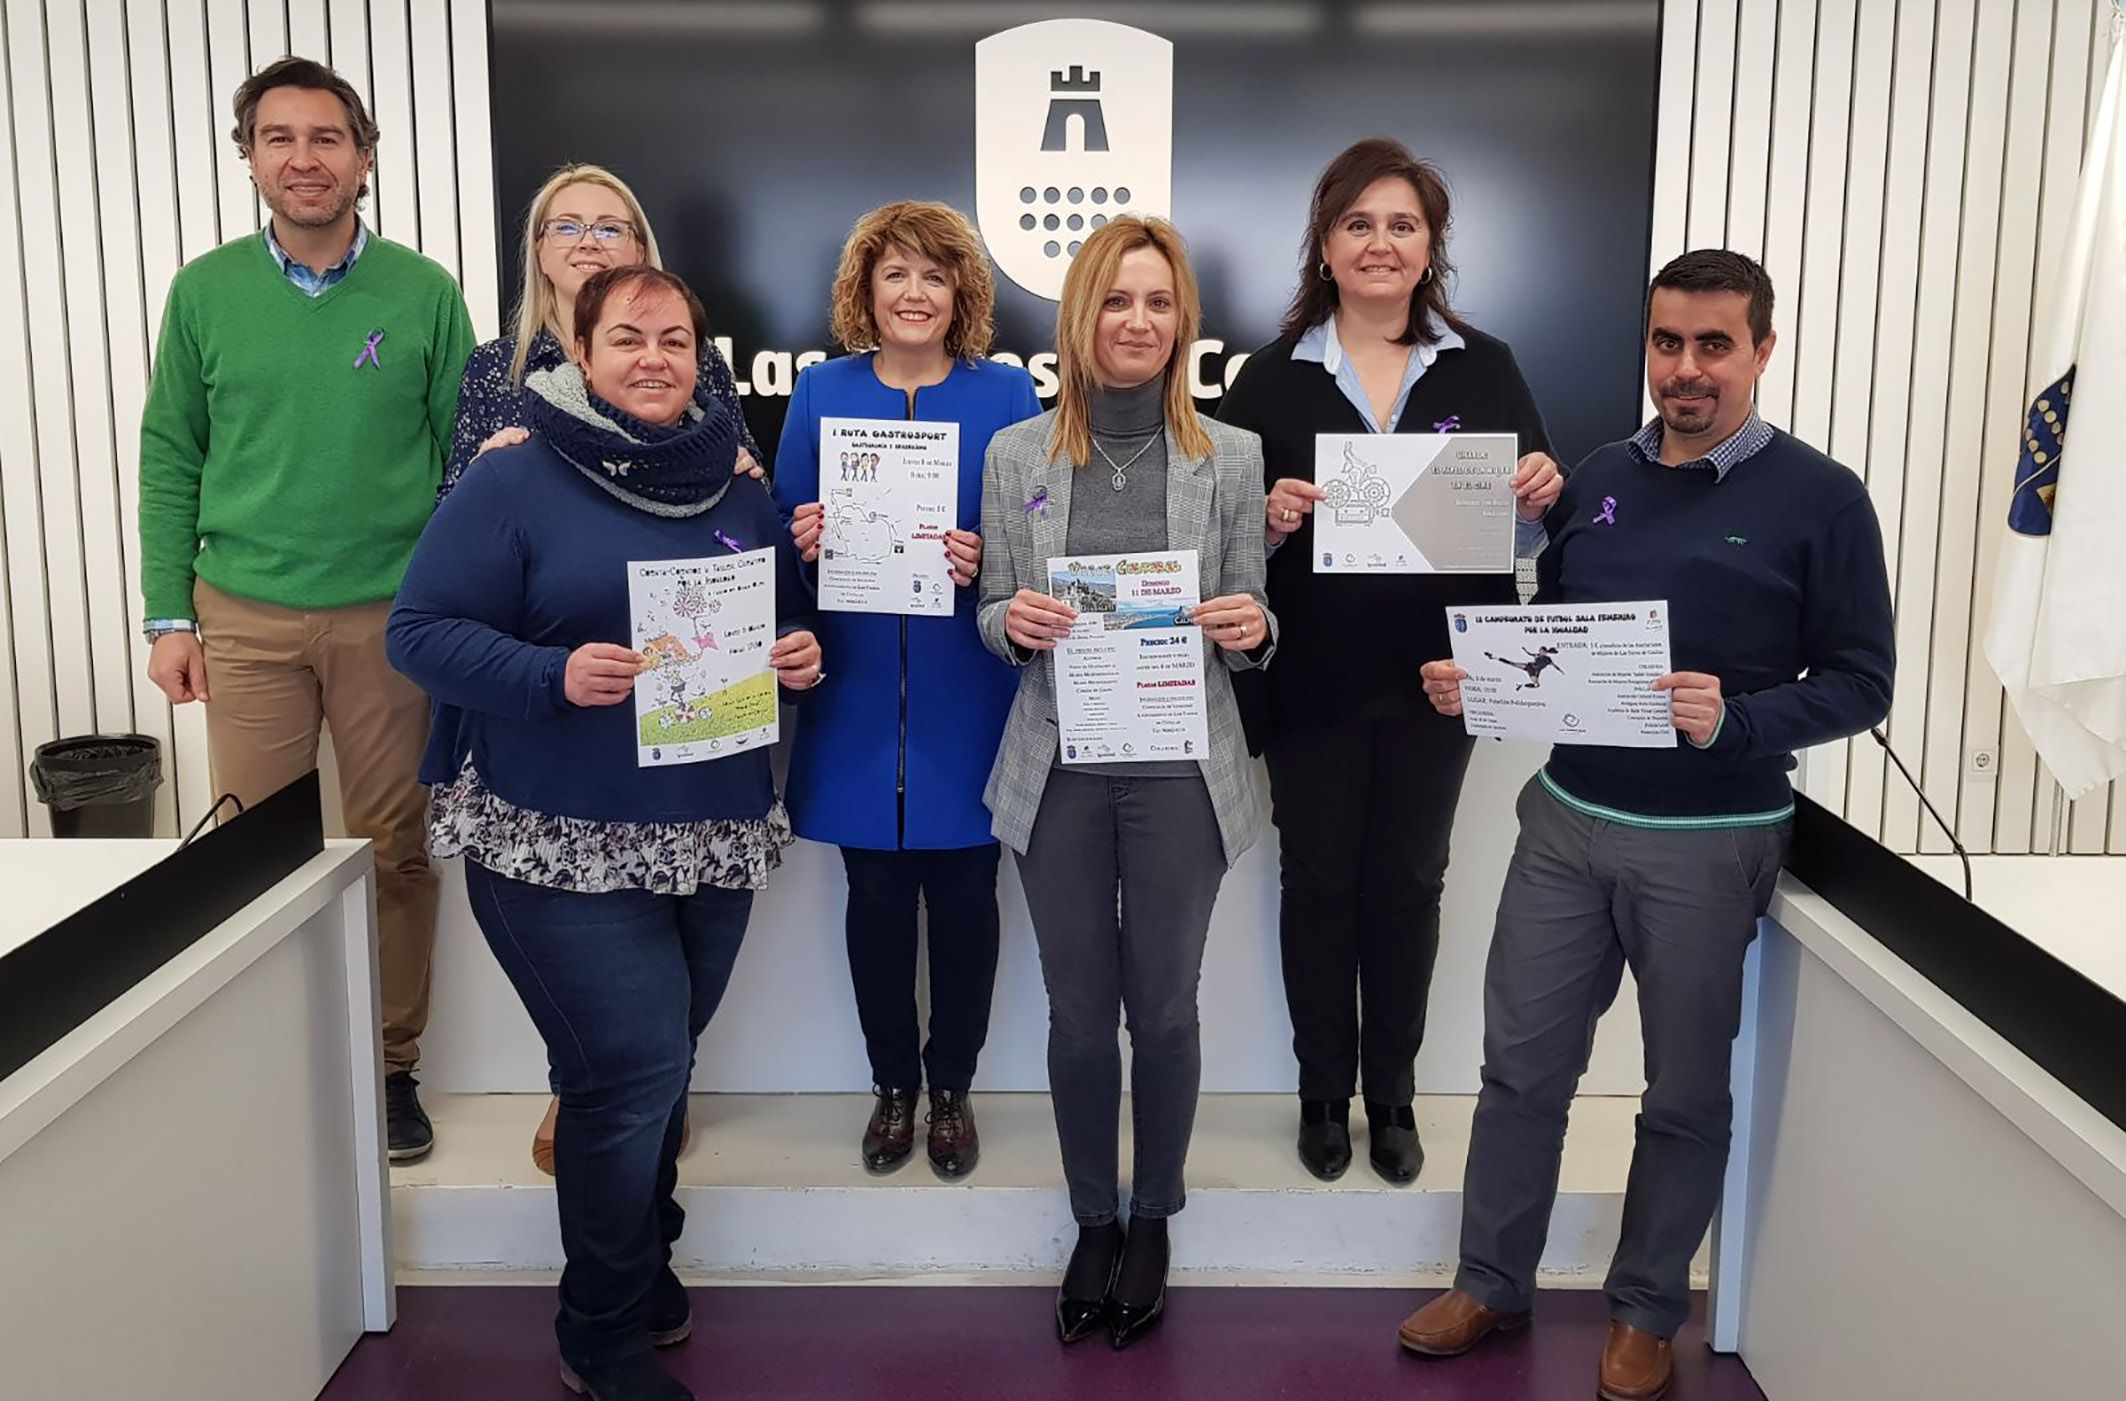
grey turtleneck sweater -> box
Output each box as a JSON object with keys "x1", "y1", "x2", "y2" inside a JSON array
[
  {"x1": 1065, "y1": 376, "x2": 1171, "y2": 558},
  {"x1": 1061, "y1": 376, "x2": 1197, "y2": 778}
]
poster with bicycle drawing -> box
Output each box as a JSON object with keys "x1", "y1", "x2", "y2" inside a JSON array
[{"x1": 1310, "y1": 433, "x2": 1517, "y2": 574}]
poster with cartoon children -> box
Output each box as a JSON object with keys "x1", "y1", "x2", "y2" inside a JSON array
[{"x1": 626, "y1": 549, "x2": 779, "y2": 767}]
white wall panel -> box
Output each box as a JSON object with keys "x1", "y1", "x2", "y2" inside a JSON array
[
  {"x1": 0, "y1": 0, "x2": 491, "y2": 838},
  {"x1": 1650, "y1": 0, "x2": 2119, "y2": 853}
]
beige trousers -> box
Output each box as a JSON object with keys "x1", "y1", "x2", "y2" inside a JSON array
[{"x1": 194, "y1": 578, "x2": 438, "y2": 1072}]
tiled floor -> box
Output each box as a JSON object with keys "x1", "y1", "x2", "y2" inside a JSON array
[{"x1": 321, "y1": 1285, "x2": 1765, "y2": 1400}]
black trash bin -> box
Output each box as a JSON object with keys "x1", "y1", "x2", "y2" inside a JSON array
[{"x1": 31, "y1": 734, "x2": 163, "y2": 838}]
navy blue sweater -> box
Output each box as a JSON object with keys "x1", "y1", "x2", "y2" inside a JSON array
[
  {"x1": 388, "y1": 435, "x2": 812, "y2": 824},
  {"x1": 1535, "y1": 427, "x2": 1894, "y2": 818}
]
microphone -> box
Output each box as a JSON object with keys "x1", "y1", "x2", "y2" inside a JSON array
[{"x1": 1868, "y1": 727, "x2": 1973, "y2": 902}]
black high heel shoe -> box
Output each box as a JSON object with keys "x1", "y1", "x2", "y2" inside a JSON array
[
  {"x1": 1056, "y1": 1221, "x2": 1125, "y2": 1344},
  {"x1": 1106, "y1": 1218, "x2": 1169, "y2": 1350}
]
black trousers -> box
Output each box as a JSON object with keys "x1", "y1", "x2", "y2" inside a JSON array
[
  {"x1": 1263, "y1": 711, "x2": 1476, "y2": 1105},
  {"x1": 840, "y1": 844, "x2": 1002, "y2": 1092}
]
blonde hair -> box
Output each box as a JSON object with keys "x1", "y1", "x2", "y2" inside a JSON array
[
  {"x1": 507, "y1": 163, "x2": 664, "y2": 386},
  {"x1": 827, "y1": 201, "x2": 996, "y2": 360},
  {"x1": 1050, "y1": 215, "x2": 1212, "y2": 466}
]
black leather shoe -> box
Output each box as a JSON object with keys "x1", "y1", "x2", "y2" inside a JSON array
[
  {"x1": 559, "y1": 1351, "x2": 693, "y2": 1400},
  {"x1": 1107, "y1": 1222, "x2": 1169, "y2": 1350},
  {"x1": 385, "y1": 1071, "x2": 433, "y2": 1163},
  {"x1": 861, "y1": 1086, "x2": 918, "y2": 1173},
  {"x1": 1296, "y1": 1098, "x2": 1351, "y2": 1181},
  {"x1": 1366, "y1": 1101, "x2": 1423, "y2": 1185},
  {"x1": 1056, "y1": 1221, "x2": 1124, "y2": 1344},
  {"x1": 648, "y1": 1266, "x2": 691, "y2": 1347},
  {"x1": 926, "y1": 1089, "x2": 980, "y2": 1179}
]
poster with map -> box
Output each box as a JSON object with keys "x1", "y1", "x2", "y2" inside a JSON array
[
  {"x1": 627, "y1": 549, "x2": 779, "y2": 767},
  {"x1": 817, "y1": 416, "x2": 960, "y2": 617}
]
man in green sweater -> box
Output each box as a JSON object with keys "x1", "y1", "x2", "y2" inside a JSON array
[{"x1": 138, "y1": 57, "x2": 474, "y2": 1162}]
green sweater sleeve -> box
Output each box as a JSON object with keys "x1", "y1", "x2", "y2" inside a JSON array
[
  {"x1": 138, "y1": 282, "x2": 208, "y2": 620},
  {"x1": 429, "y1": 283, "x2": 477, "y2": 469}
]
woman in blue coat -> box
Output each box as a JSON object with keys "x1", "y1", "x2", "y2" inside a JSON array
[{"x1": 774, "y1": 202, "x2": 1040, "y2": 1179}]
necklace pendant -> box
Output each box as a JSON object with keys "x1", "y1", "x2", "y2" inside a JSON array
[{"x1": 1111, "y1": 467, "x2": 1127, "y2": 491}]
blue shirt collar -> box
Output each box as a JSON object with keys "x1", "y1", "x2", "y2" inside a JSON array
[
  {"x1": 1626, "y1": 410, "x2": 1773, "y2": 482},
  {"x1": 263, "y1": 221, "x2": 367, "y2": 297},
  {"x1": 1293, "y1": 312, "x2": 1466, "y2": 433}
]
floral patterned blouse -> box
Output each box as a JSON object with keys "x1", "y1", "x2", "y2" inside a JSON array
[
  {"x1": 442, "y1": 327, "x2": 760, "y2": 501},
  {"x1": 431, "y1": 760, "x2": 793, "y2": 895}
]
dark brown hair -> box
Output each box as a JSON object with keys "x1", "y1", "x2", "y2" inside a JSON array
[
  {"x1": 571, "y1": 266, "x2": 709, "y2": 351},
  {"x1": 1647, "y1": 249, "x2": 1776, "y2": 345},
  {"x1": 231, "y1": 57, "x2": 379, "y2": 197},
  {"x1": 1280, "y1": 137, "x2": 1460, "y2": 347}
]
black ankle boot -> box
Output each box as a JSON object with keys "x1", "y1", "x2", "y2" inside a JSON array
[
  {"x1": 1296, "y1": 1098, "x2": 1352, "y2": 1181},
  {"x1": 1365, "y1": 1101, "x2": 1423, "y2": 1185},
  {"x1": 1056, "y1": 1220, "x2": 1124, "y2": 1344},
  {"x1": 1108, "y1": 1216, "x2": 1169, "y2": 1349}
]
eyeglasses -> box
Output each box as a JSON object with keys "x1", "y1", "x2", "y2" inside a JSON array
[{"x1": 540, "y1": 218, "x2": 638, "y2": 245}]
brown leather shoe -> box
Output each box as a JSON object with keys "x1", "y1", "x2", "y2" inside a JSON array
[
  {"x1": 1597, "y1": 1321, "x2": 1674, "y2": 1401},
  {"x1": 1396, "y1": 1289, "x2": 1531, "y2": 1357},
  {"x1": 926, "y1": 1089, "x2": 980, "y2": 1179},
  {"x1": 862, "y1": 1086, "x2": 918, "y2": 1173}
]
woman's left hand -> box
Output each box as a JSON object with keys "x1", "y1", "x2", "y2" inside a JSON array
[
  {"x1": 1193, "y1": 594, "x2": 1268, "y2": 653},
  {"x1": 737, "y1": 448, "x2": 765, "y2": 481},
  {"x1": 944, "y1": 530, "x2": 983, "y2": 587},
  {"x1": 770, "y1": 629, "x2": 824, "y2": 690},
  {"x1": 1512, "y1": 451, "x2": 1564, "y2": 521}
]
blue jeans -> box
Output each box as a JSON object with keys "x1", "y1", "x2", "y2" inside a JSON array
[{"x1": 464, "y1": 863, "x2": 752, "y2": 1368}]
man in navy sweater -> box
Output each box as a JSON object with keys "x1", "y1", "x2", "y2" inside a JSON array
[{"x1": 1396, "y1": 250, "x2": 1894, "y2": 1401}]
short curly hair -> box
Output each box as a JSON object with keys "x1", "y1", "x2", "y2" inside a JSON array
[{"x1": 827, "y1": 201, "x2": 996, "y2": 360}]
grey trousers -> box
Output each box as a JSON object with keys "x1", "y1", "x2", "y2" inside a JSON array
[
  {"x1": 1015, "y1": 767, "x2": 1228, "y2": 1225},
  {"x1": 1456, "y1": 777, "x2": 1789, "y2": 1337}
]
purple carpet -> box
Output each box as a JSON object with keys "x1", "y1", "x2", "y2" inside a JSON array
[{"x1": 320, "y1": 1286, "x2": 1764, "y2": 1400}]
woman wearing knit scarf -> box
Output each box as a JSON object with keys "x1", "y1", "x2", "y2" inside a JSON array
[{"x1": 389, "y1": 267, "x2": 820, "y2": 1401}]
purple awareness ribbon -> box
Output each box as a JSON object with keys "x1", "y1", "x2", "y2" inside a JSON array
[
  {"x1": 714, "y1": 529, "x2": 743, "y2": 553},
  {"x1": 1023, "y1": 486, "x2": 1050, "y2": 517},
  {"x1": 352, "y1": 330, "x2": 385, "y2": 370},
  {"x1": 1433, "y1": 414, "x2": 1462, "y2": 433},
  {"x1": 1594, "y1": 495, "x2": 1618, "y2": 526}
]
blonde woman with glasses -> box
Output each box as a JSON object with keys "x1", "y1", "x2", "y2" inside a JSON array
[
  {"x1": 436, "y1": 164, "x2": 759, "y2": 1176},
  {"x1": 443, "y1": 162, "x2": 762, "y2": 498}
]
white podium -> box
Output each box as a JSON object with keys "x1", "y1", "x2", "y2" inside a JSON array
[{"x1": 0, "y1": 836, "x2": 388, "y2": 1400}]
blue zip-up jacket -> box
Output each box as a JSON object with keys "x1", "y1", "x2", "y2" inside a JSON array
[{"x1": 772, "y1": 354, "x2": 1041, "y2": 849}]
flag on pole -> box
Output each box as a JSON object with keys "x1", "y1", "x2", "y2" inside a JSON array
[{"x1": 1984, "y1": 18, "x2": 2126, "y2": 800}]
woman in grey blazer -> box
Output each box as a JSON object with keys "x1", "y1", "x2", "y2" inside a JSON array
[{"x1": 976, "y1": 216, "x2": 1275, "y2": 1349}]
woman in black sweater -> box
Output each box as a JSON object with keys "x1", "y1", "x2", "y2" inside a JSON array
[{"x1": 1218, "y1": 138, "x2": 1562, "y2": 1185}]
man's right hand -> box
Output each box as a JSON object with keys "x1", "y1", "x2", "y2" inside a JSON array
[
  {"x1": 1420, "y1": 659, "x2": 1466, "y2": 717},
  {"x1": 565, "y1": 643, "x2": 645, "y2": 707},
  {"x1": 148, "y1": 631, "x2": 209, "y2": 704}
]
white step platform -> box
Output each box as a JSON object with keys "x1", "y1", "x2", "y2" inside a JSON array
[{"x1": 395, "y1": 1092, "x2": 1680, "y2": 1287}]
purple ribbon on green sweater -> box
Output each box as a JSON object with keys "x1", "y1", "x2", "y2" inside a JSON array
[{"x1": 353, "y1": 330, "x2": 385, "y2": 370}]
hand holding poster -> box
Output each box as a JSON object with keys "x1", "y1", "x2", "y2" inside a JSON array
[
  {"x1": 628, "y1": 550, "x2": 779, "y2": 767},
  {"x1": 1446, "y1": 601, "x2": 1675, "y2": 747},
  {"x1": 817, "y1": 416, "x2": 960, "y2": 617}
]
